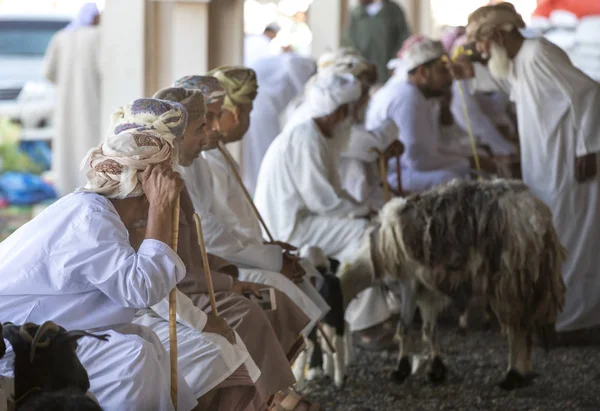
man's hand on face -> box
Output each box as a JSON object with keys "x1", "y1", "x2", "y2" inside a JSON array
[
  {"x1": 231, "y1": 280, "x2": 262, "y2": 297},
  {"x1": 575, "y1": 154, "x2": 597, "y2": 183},
  {"x1": 142, "y1": 163, "x2": 183, "y2": 210},
  {"x1": 281, "y1": 253, "x2": 305, "y2": 284},
  {"x1": 203, "y1": 314, "x2": 236, "y2": 345}
]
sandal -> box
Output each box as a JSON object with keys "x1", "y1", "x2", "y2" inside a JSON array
[{"x1": 270, "y1": 391, "x2": 320, "y2": 411}]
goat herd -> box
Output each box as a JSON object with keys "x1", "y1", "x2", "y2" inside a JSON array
[{"x1": 0, "y1": 179, "x2": 568, "y2": 409}]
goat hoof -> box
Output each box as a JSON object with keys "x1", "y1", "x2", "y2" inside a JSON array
[
  {"x1": 499, "y1": 369, "x2": 530, "y2": 390},
  {"x1": 428, "y1": 356, "x2": 447, "y2": 385},
  {"x1": 390, "y1": 356, "x2": 411, "y2": 384}
]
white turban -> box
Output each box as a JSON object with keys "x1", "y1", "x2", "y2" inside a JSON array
[
  {"x1": 398, "y1": 34, "x2": 445, "y2": 73},
  {"x1": 79, "y1": 98, "x2": 187, "y2": 199},
  {"x1": 304, "y1": 71, "x2": 362, "y2": 118}
]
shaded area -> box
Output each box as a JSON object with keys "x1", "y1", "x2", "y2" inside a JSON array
[{"x1": 299, "y1": 325, "x2": 600, "y2": 411}]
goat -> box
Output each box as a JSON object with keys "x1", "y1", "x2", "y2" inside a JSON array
[
  {"x1": 336, "y1": 179, "x2": 566, "y2": 390},
  {"x1": 293, "y1": 247, "x2": 348, "y2": 388},
  {"x1": 3, "y1": 321, "x2": 109, "y2": 409}
]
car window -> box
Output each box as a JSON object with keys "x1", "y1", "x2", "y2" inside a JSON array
[{"x1": 0, "y1": 20, "x2": 69, "y2": 57}]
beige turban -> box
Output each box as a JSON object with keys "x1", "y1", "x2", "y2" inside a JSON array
[
  {"x1": 466, "y1": 2, "x2": 526, "y2": 41},
  {"x1": 173, "y1": 75, "x2": 227, "y2": 105},
  {"x1": 80, "y1": 98, "x2": 187, "y2": 199},
  {"x1": 206, "y1": 66, "x2": 258, "y2": 112},
  {"x1": 317, "y1": 49, "x2": 376, "y2": 84}
]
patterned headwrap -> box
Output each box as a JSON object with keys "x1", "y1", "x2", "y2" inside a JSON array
[
  {"x1": 397, "y1": 34, "x2": 445, "y2": 73},
  {"x1": 173, "y1": 75, "x2": 227, "y2": 105},
  {"x1": 79, "y1": 98, "x2": 187, "y2": 199},
  {"x1": 466, "y1": 2, "x2": 526, "y2": 41},
  {"x1": 206, "y1": 66, "x2": 258, "y2": 112}
]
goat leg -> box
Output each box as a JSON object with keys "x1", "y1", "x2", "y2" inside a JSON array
[
  {"x1": 499, "y1": 327, "x2": 532, "y2": 390},
  {"x1": 390, "y1": 321, "x2": 412, "y2": 384},
  {"x1": 420, "y1": 300, "x2": 447, "y2": 384}
]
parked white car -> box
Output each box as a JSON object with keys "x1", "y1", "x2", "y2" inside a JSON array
[{"x1": 0, "y1": 14, "x2": 71, "y2": 141}]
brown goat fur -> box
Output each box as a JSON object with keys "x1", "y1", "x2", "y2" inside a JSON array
[{"x1": 339, "y1": 178, "x2": 567, "y2": 389}]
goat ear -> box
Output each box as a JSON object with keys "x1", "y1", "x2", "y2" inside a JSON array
[
  {"x1": 2, "y1": 323, "x2": 20, "y2": 345},
  {"x1": 56, "y1": 331, "x2": 110, "y2": 345}
]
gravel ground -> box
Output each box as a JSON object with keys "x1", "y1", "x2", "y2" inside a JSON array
[{"x1": 298, "y1": 326, "x2": 600, "y2": 411}]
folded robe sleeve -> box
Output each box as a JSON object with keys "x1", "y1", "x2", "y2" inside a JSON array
[
  {"x1": 61, "y1": 210, "x2": 186, "y2": 308},
  {"x1": 151, "y1": 288, "x2": 208, "y2": 332},
  {"x1": 291, "y1": 132, "x2": 368, "y2": 218}
]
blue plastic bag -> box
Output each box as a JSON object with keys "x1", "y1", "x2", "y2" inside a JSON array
[{"x1": 0, "y1": 172, "x2": 57, "y2": 205}]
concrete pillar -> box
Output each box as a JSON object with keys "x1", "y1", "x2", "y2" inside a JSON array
[
  {"x1": 308, "y1": 0, "x2": 347, "y2": 58},
  {"x1": 101, "y1": 0, "x2": 147, "y2": 124}
]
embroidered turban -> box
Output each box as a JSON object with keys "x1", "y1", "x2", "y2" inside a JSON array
[
  {"x1": 152, "y1": 87, "x2": 205, "y2": 120},
  {"x1": 206, "y1": 66, "x2": 258, "y2": 112},
  {"x1": 80, "y1": 98, "x2": 187, "y2": 199},
  {"x1": 173, "y1": 75, "x2": 227, "y2": 105},
  {"x1": 466, "y1": 2, "x2": 526, "y2": 41},
  {"x1": 398, "y1": 34, "x2": 445, "y2": 73}
]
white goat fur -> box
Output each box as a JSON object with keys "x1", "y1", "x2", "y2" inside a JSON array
[{"x1": 337, "y1": 179, "x2": 567, "y2": 385}]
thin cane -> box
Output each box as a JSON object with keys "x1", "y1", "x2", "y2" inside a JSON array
[
  {"x1": 370, "y1": 147, "x2": 391, "y2": 201},
  {"x1": 193, "y1": 213, "x2": 219, "y2": 315},
  {"x1": 216, "y1": 142, "x2": 336, "y2": 354},
  {"x1": 169, "y1": 197, "x2": 180, "y2": 409},
  {"x1": 442, "y1": 47, "x2": 482, "y2": 180}
]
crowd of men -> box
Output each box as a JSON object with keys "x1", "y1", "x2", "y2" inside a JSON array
[{"x1": 0, "y1": 1, "x2": 599, "y2": 410}]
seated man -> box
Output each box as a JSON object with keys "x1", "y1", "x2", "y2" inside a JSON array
[
  {"x1": 254, "y1": 72, "x2": 396, "y2": 338},
  {"x1": 203, "y1": 66, "x2": 330, "y2": 328},
  {"x1": 152, "y1": 85, "x2": 317, "y2": 407},
  {"x1": 366, "y1": 35, "x2": 495, "y2": 193},
  {"x1": 0, "y1": 98, "x2": 257, "y2": 411}
]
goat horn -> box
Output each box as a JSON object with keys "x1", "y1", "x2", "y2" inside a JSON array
[
  {"x1": 29, "y1": 321, "x2": 59, "y2": 363},
  {"x1": 18, "y1": 324, "x2": 36, "y2": 343}
]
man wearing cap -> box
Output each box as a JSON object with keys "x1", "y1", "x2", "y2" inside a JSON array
[
  {"x1": 366, "y1": 35, "x2": 493, "y2": 194},
  {"x1": 453, "y1": 2, "x2": 600, "y2": 337}
]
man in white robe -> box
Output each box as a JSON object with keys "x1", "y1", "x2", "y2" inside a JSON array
[
  {"x1": 43, "y1": 2, "x2": 102, "y2": 196},
  {"x1": 0, "y1": 98, "x2": 259, "y2": 411},
  {"x1": 366, "y1": 35, "x2": 495, "y2": 193},
  {"x1": 455, "y1": 3, "x2": 600, "y2": 334},
  {"x1": 242, "y1": 53, "x2": 316, "y2": 194},
  {"x1": 243, "y1": 22, "x2": 280, "y2": 67},
  {"x1": 255, "y1": 72, "x2": 396, "y2": 334},
  {"x1": 171, "y1": 75, "x2": 326, "y2": 337}
]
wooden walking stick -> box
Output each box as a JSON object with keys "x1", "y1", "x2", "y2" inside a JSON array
[
  {"x1": 216, "y1": 142, "x2": 336, "y2": 354},
  {"x1": 169, "y1": 197, "x2": 180, "y2": 409},
  {"x1": 370, "y1": 147, "x2": 391, "y2": 202},
  {"x1": 193, "y1": 213, "x2": 219, "y2": 315},
  {"x1": 395, "y1": 153, "x2": 402, "y2": 196}
]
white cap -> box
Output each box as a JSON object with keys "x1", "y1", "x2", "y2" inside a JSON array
[{"x1": 398, "y1": 35, "x2": 445, "y2": 73}]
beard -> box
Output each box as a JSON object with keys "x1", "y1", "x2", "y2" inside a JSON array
[{"x1": 487, "y1": 41, "x2": 511, "y2": 80}]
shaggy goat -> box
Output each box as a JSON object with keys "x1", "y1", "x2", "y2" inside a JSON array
[
  {"x1": 293, "y1": 247, "x2": 348, "y2": 388},
  {"x1": 337, "y1": 179, "x2": 566, "y2": 390},
  {"x1": 3, "y1": 321, "x2": 109, "y2": 409}
]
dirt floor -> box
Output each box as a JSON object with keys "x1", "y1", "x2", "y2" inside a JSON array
[{"x1": 298, "y1": 325, "x2": 600, "y2": 411}]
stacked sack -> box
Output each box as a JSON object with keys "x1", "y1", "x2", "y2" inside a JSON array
[{"x1": 529, "y1": 7, "x2": 600, "y2": 82}]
